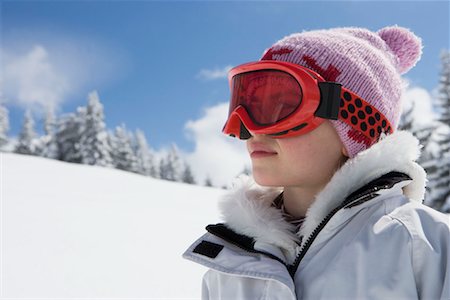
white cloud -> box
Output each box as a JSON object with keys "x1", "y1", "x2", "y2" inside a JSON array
[
  {"x1": 1, "y1": 34, "x2": 126, "y2": 115},
  {"x1": 184, "y1": 102, "x2": 251, "y2": 187},
  {"x1": 1, "y1": 45, "x2": 69, "y2": 112},
  {"x1": 196, "y1": 65, "x2": 233, "y2": 81},
  {"x1": 401, "y1": 86, "x2": 437, "y2": 126}
]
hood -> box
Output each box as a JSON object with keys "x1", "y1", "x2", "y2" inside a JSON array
[{"x1": 219, "y1": 130, "x2": 427, "y2": 264}]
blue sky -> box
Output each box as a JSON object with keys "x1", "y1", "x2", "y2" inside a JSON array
[{"x1": 1, "y1": 1, "x2": 449, "y2": 157}]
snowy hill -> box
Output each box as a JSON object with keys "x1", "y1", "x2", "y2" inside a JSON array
[{"x1": 2, "y1": 152, "x2": 224, "y2": 299}]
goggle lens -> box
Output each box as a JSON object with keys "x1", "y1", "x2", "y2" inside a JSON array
[{"x1": 229, "y1": 70, "x2": 303, "y2": 126}]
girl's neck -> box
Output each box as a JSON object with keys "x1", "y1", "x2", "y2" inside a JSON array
[{"x1": 282, "y1": 185, "x2": 323, "y2": 218}]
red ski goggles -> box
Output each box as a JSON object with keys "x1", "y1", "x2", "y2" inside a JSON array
[{"x1": 223, "y1": 61, "x2": 392, "y2": 144}]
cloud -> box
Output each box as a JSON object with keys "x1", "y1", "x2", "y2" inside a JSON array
[
  {"x1": 1, "y1": 33, "x2": 126, "y2": 114},
  {"x1": 1, "y1": 45, "x2": 69, "y2": 112},
  {"x1": 184, "y1": 102, "x2": 251, "y2": 187},
  {"x1": 401, "y1": 86, "x2": 436, "y2": 126},
  {"x1": 196, "y1": 65, "x2": 233, "y2": 81}
]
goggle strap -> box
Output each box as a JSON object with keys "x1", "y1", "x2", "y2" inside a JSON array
[
  {"x1": 338, "y1": 87, "x2": 393, "y2": 145},
  {"x1": 316, "y1": 82, "x2": 342, "y2": 120}
]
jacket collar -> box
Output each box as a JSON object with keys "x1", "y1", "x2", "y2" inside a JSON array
[{"x1": 218, "y1": 130, "x2": 427, "y2": 264}]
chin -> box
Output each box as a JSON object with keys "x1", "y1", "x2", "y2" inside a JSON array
[{"x1": 252, "y1": 171, "x2": 284, "y2": 187}]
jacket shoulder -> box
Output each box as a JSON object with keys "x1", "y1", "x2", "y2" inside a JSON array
[
  {"x1": 182, "y1": 225, "x2": 296, "y2": 295},
  {"x1": 387, "y1": 199, "x2": 450, "y2": 238},
  {"x1": 386, "y1": 199, "x2": 450, "y2": 299}
]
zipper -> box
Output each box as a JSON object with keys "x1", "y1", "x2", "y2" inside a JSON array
[
  {"x1": 287, "y1": 204, "x2": 343, "y2": 278},
  {"x1": 286, "y1": 190, "x2": 380, "y2": 278}
]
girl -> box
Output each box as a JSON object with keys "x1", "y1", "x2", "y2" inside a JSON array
[{"x1": 183, "y1": 26, "x2": 450, "y2": 299}]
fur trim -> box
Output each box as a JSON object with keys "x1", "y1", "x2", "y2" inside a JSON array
[
  {"x1": 219, "y1": 130, "x2": 426, "y2": 264},
  {"x1": 219, "y1": 176, "x2": 300, "y2": 263}
]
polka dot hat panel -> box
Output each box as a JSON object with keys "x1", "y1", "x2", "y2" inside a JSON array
[{"x1": 339, "y1": 90, "x2": 392, "y2": 144}]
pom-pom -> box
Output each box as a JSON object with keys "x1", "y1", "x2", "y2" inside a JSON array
[{"x1": 378, "y1": 26, "x2": 422, "y2": 74}]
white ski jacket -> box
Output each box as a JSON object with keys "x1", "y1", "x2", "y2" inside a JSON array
[{"x1": 183, "y1": 131, "x2": 450, "y2": 300}]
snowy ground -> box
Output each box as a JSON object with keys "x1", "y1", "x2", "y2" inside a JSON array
[{"x1": 1, "y1": 152, "x2": 224, "y2": 299}]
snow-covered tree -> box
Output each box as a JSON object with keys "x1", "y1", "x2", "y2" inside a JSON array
[
  {"x1": 428, "y1": 51, "x2": 450, "y2": 212},
  {"x1": 55, "y1": 108, "x2": 85, "y2": 164},
  {"x1": 159, "y1": 145, "x2": 183, "y2": 181},
  {"x1": 0, "y1": 103, "x2": 9, "y2": 150},
  {"x1": 181, "y1": 163, "x2": 196, "y2": 184},
  {"x1": 398, "y1": 102, "x2": 415, "y2": 132},
  {"x1": 79, "y1": 91, "x2": 113, "y2": 167},
  {"x1": 55, "y1": 107, "x2": 81, "y2": 163},
  {"x1": 40, "y1": 106, "x2": 58, "y2": 159},
  {"x1": 159, "y1": 156, "x2": 169, "y2": 180},
  {"x1": 110, "y1": 124, "x2": 139, "y2": 173},
  {"x1": 204, "y1": 176, "x2": 213, "y2": 187},
  {"x1": 44, "y1": 106, "x2": 55, "y2": 136},
  {"x1": 436, "y1": 51, "x2": 450, "y2": 126},
  {"x1": 15, "y1": 110, "x2": 38, "y2": 155},
  {"x1": 134, "y1": 129, "x2": 157, "y2": 177},
  {"x1": 422, "y1": 124, "x2": 450, "y2": 211}
]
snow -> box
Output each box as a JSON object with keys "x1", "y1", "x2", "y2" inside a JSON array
[{"x1": 1, "y1": 152, "x2": 224, "y2": 298}]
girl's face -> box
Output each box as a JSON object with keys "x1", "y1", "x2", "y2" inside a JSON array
[{"x1": 246, "y1": 121, "x2": 347, "y2": 188}]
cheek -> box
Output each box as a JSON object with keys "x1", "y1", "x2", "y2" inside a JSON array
[
  {"x1": 279, "y1": 136, "x2": 320, "y2": 162},
  {"x1": 278, "y1": 137, "x2": 341, "y2": 184},
  {"x1": 277, "y1": 140, "x2": 317, "y2": 177}
]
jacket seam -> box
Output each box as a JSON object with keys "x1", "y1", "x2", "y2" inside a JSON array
[
  {"x1": 384, "y1": 212, "x2": 417, "y2": 294},
  {"x1": 262, "y1": 280, "x2": 270, "y2": 300}
]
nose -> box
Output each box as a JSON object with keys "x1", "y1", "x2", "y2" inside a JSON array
[{"x1": 247, "y1": 130, "x2": 269, "y2": 141}]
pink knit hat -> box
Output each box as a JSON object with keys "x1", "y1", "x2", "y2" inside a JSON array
[{"x1": 260, "y1": 26, "x2": 422, "y2": 157}]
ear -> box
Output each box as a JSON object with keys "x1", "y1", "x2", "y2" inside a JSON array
[{"x1": 342, "y1": 146, "x2": 349, "y2": 158}]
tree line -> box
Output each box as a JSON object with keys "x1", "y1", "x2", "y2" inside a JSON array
[{"x1": 1, "y1": 91, "x2": 197, "y2": 185}]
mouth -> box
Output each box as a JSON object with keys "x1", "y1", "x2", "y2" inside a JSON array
[
  {"x1": 249, "y1": 143, "x2": 278, "y2": 159},
  {"x1": 250, "y1": 151, "x2": 278, "y2": 158}
]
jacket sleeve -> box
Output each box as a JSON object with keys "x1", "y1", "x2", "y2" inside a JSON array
[
  {"x1": 201, "y1": 269, "x2": 295, "y2": 300},
  {"x1": 409, "y1": 210, "x2": 450, "y2": 300},
  {"x1": 202, "y1": 269, "x2": 266, "y2": 300}
]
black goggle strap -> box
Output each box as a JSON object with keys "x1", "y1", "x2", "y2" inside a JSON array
[{"x1": 317, "y1": 82, "x2": 393, "y2": 145}]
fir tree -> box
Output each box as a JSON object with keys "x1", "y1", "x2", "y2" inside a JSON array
[
  {"x1": 181, "y1": 163, "x2": 196, "y2": 184},
  {"x1": 110, "y1": 124, "x2": 139, "y2": 173},
  {"x1": 419, "y1": 124, "x2": 442, "y2": 206},
  {"x1": 204, "y1": 176, "x2": 213, "y2": 187},
  {"x1": 15, "y1": 110, "x2": 38, "y2": 155},
  {"x1": 55, "y1": 108, "x2": 85, "y2": 163},
  {"x1": 134, "y1": 129, "x2": 157, "y2": 177},
  {"x1": 159, "y1": 145, "x2": 183, "y2": 181},
  {"x1": 430, "y1": 51, "x2": 450, "y2": 211},
  {"x1": 79, "y1": 91, "x2": 113, "y2": 167},
  {"x1": 398, "y1": 102, "x2": 415, "y2": 132},
  {"x1": 159, "y1": 156, "x2": 170, "y2": 180},
  {"x1": 436, "y1": 51, "x2": 450, "y2": 126},
  {"x1": 40, "y1": 106, "x2": 58, "y2": 159},
  {"x1": 0, "y1": 103, "x2": 9, "y2": 150}
]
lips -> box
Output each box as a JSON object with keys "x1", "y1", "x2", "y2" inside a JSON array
[{"x1": 248, "y1": 142, "x2": 278, "y2": 158}]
